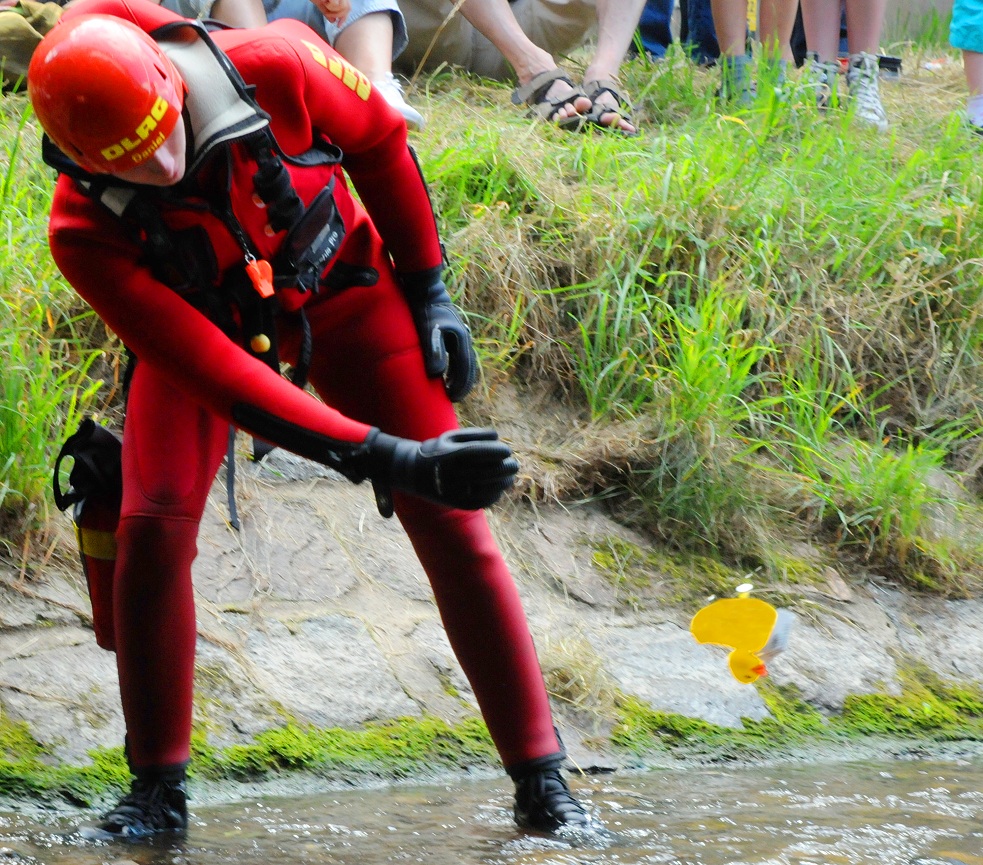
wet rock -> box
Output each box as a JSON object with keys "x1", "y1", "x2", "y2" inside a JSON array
[
  {"x1": 242, "y1": 615, "x2": 421, "y2": 727},
  {"x1": 770, "y1": 586, "x2": 902, "y2": 709},
  {"x1": 0, "y1": 630, "x2": 122, "y2": 763},
  {"x1": 592, "y1": 623, "x2": 770, "y2": 728}
]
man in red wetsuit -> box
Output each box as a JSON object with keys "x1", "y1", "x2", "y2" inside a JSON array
[{"x1": 28, "y1": 0, "x2": 591, "y2": 838}]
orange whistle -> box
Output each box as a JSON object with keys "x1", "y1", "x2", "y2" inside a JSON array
[{"x1": 246, "y1": 258, "x2": 274, "y2": 298}]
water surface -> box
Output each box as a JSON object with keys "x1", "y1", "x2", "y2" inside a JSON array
[{"x1": 2, "y1": 759, "x2": 983, "y2": 864}]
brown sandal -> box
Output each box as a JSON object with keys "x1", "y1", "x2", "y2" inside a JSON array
[
  {"x1": 511, "y1": 68, "x2": 588, "y2": 131},
  {"x1": 582, "y1": 78, "x2": 637, "y2": 135}
]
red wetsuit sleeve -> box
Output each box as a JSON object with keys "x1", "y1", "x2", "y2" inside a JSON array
[
  {"x1": 233, "y1": 24, "x2": 444, "y2": 274},
  {"x1": 48, "y1": 179, "x2": 372, "y2": 448}
]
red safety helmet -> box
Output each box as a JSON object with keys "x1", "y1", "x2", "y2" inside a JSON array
[{"x1": 28, "y1": 14, "x2": 185, "y2": 174}]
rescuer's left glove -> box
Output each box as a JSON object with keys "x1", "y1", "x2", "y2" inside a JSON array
[{"x1": 399, "y1": 266, "x2": 478, "y2": 402}]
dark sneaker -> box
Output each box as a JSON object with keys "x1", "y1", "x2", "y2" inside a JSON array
[
  {"x1": 514, "y1": 766, "x2": 591, "y2": 832},
  {"x1": 716, "y1": 55, "x2": 754, "y2": 107},
  {"x1": 83, "y1": 775, "x2": 188, "y2": 840}
]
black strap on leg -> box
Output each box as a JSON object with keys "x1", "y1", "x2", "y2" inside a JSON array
[
  {"x1": 505, "y1": 751, "x2": 566, "y2": 782},
  {"x1": 225, "y1": 425, "x2": 240, "y2": 531}
]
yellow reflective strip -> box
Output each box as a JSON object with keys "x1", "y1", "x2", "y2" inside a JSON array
[
  {"x1": 78, "y1": 527, "x2": 117, "y2": 560},
  {"x1": 303, "y1": 39, "x2": 328, "y2": 68}
]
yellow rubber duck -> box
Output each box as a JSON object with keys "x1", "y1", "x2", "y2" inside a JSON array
[{"x1": 689, "y1": 584, "x2": 794, "y2": 684}]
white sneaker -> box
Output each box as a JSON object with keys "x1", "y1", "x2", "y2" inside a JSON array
[
  {"x1": 846, "y1": 52, "x2": 889, "y2": 132},
  {"x1": 373, "y1": 73, "x2": 425, "y2": 131}
]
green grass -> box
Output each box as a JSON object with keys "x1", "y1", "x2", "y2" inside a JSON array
[
  {"x1": 420, "y1": 51, "x2": 983, "y2": 591},
  {"x1": 2, "y1": 46, "x2": 982, "y2": 593},
  {"x1": 0, "y1": 98, "x2": 107, "y2": 552}
]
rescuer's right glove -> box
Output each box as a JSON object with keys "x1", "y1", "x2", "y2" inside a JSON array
[
  {"x1": 361, "y1": 427, "x2": 518, "y2": 517},
  {"x1": 230, "y1": 404, "x2": 517, "y2": 517}
]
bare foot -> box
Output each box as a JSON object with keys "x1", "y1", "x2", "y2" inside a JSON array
[
  {"x1": 517, "y1": 68, "x2": 591, "y2": 124},
  {"x1": 582, "y1": 72, "x2": 637, "y2": 135},
  {"x1": 588, "y1": 89, "x2": 636, "y2": 134},
  {"x1": 513, "y1": 68, "x2": 592, "y2": 127}
]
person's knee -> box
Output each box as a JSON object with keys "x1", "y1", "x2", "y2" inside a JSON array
[
  {"x1": 115, "y1": 514, "x2": 201, "y2": 576},
  {"x1": 508, "y1": 0, "x2": 598, "y2": 59},
  {"x1": 397, "y1": 0, "x2": 474, "y2": 73},
  {"x1": 209, "y1": 0, "x2": 267, "y2": 27},
  {"x1": 121, "y1": 428, "x2": 225, "y2": 519}
]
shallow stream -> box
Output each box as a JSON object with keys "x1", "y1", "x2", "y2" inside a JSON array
[{"x1": 2, "y1": 759, "x2": 983, "y2": 864}]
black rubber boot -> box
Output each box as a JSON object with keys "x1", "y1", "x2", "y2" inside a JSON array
[
  {"x1": 83, "y1": 763, "x2": 188, "y2": 840},
  {"x1": 509, "y1": 754, "x2": 592, "y2": 832}
]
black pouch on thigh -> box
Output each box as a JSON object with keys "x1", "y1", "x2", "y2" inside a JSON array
[{"x1": 53, "y1": 418, "x2": 123, "y2": 651}]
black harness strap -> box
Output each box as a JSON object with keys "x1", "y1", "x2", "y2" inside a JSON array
[
  {"x1": 248, "y1": 134, "x2": 304, "y2": 233},
  {"x1": 292, "y1": 309, "x2": 313, "y2": 388}
]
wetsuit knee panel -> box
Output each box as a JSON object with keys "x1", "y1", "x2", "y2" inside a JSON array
[
  {"x1": 122, "y1": 385, "x2": 228, "y2": 517},
  {"x1": 123, "y1": 433, "x2": 225, "y2": 517}
]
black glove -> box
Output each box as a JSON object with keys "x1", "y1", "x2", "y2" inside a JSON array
[
  {"x1": 399, "y1": 267, "x2": 478, "y2": 402},
  {"x1": 362, "y1": 427, "x2": 518, "y2": 517}
]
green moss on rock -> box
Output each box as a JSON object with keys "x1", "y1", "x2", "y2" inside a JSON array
[
  {"x1": 840, "y1": 665, "x2": 983, "y2": 740},
  {"x1": 611, "y1": 684, "x2": 829, "y2": 761},
  {"x1": 612, "y1": 695, "x2": 741, "y2": 755},
  {"x1": 759, "y1": 549, "x2": 828, "y2": 588},
  {"x1": 0, "y1": 715, "x2": 44, "y2": 763},
  {"x1": 0, "y1": 714, "x2": 496, "y2": 807},
  {"x1": 589, "y1": 536, "x2": 744, "y2": 609},
  {"x1": 7, "y1": 663, "x2": 983, "y2": 808},
  {"x1": 0, "y1": 716, "x2": 127, "y2": 806},
  {"x1": 191, "y1": 715, "x2": 497, "y2": 781},
  {"x1": 611, "y1": 668, "x2": 983, "y2": 763}
]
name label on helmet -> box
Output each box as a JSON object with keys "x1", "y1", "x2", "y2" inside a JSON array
[
  {"x1": 99, "y1": 96, "x2": 171, "y2": 164},
  {"x1": 302, "y1": 40, "x2": 370, "y2": 100}
]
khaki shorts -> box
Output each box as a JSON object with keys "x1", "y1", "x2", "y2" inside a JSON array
[
  {"x1": 0, "y1": 1, "x2": 64, "y2": 91},
  {"x1": 396, "y1": 0, "x2": 596, "y2": 80},
  {"x1": 160, "y1": 0, "x2": 218, "y2": 17}
]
